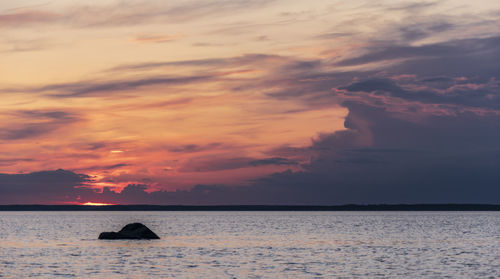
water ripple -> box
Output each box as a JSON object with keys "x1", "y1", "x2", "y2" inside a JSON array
[{"x1": 0, "y1": 211, "x2": 498, "y2": 278}]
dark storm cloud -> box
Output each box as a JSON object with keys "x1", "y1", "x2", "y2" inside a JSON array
[
  {"x1": 258, "y1": 101, "x2": 500, "y2": 204},
  {"x1": 101, "y1": 101, "x2": 497, "y2": 205},
  {"x1": 2, "y1": 101, "x2": 500, "y2": 206},
  {"x1": 163, "y1": 33, "x2": 500, "y2": 204},
  {"x1": 45, "y1": 100, "x2": 500, "y2": 205}
]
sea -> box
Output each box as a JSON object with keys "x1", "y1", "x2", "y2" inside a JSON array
[{"x1": 0, "y1": 211, "x2": 498, "y2": 278}]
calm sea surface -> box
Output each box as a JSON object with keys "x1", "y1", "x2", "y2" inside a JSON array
[{"x1": 0, "y1": 211, "x2": 498, "y2": 278}]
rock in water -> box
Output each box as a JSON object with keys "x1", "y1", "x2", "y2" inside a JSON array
[{"x1": 98, "y1": 223, "x2": 160, "y2": 240}]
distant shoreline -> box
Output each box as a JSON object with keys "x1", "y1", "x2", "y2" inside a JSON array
[{"x1": 0, "y1": 204, "x2": 499, "y2": 211}]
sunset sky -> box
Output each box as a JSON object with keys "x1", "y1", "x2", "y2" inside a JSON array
[{"x1": 1, "y1": 0, "x2": 500, "y2": 205}]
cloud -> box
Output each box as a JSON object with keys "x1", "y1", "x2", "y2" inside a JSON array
[
  {"x1": 0, "y1": 158, "x2": 34, "y2": 167},
  {"x1": 340, "y1": 78, "x2": 401, "y2": 93},
  {"x1": 0, "y1": 38, "x2": 53, "y2": 53},
  {"x1": 397, "y1": 21, "x2": 454, "y2": 42},
  {"x1": 0, "y1": 10, "x2": 58, "y2": 27},
  {"x1": 0, "y1": 0, "x2": 274, "y2": 29},
  {"x1": 386, "y1": 1, "x2": 438, "y2": 12},
  {"x1": 108, "y1": 54, "x2": 283, "y2": 72},
  {"x1": 258, "y1": 35, "x2": 500, "y2": 114},
  {"x1": 3, "y1": 103, "x2": 500, "y2": 206},
  {"x1": 336, "y1": 36, "x2": 500, "y2": 69},
  {"x1": 262, "y1": 101, "x2": 500, "y2": 204},
  {"x1": 179, "y1": 156, "x2": 298, "y2": 172},
  {"x1": 5, "y1": 75, "x2": 214, "y2": 98},
  {"x1": 338, "y1": 76, "x2": 500, "y2": 111},
  {"x1": 0, "y1": 169, "x2": 89, "y2": 204},
  {"x1": 166, "y1": 143, "x2": 222, "y2": 153},
  {"x1": 133, "y1": 34, "x2": 181, "y2": 44},
  {"x1": 314, "y1": 32, "x2": 351, "y2": 40},
  {"x1": 71, "y1": 163, "x2": 130, "y2": 172},
  {"x1": 1, "y1": 53, "x2": 288, "y2": 99},
  {"x1": 249, "y1": 157, "x2": 298, "y2": 166},
  {"x1": 99, "y1": 101, "x2": 497, "y2": 205},
  {"x1": 10, "y1": 100, "x2": 498, "y2": 205},
  {"x1": 0, "y1": 110, "x2": 81, "y2": 140}
]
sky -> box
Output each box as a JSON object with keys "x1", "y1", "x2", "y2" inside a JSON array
[{"x1": 1, "y1": 0, "x2": 500, "y2": 205}]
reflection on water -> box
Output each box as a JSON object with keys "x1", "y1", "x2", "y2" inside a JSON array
[{"x1": 0, "y1": 211, "x2": 498, "y2": 278}]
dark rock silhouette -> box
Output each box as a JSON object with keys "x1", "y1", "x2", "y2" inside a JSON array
[{"x1": 98, "y1": 223, "x2": 160, "y2": 240}]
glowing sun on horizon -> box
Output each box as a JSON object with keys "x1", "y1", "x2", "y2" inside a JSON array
[{"x1": 82, "y1": 202, "x2": 116, "y2": 206}]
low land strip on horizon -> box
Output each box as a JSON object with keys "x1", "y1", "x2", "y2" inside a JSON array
[{"x1": 0, "y1": 204, "x2": 499, "y2": 211}]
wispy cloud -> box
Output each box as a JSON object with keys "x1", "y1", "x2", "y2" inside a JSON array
[
  {"x1": 107, "y1": 54, "x2": 284, "y2": 72},
  {"x1": 0, "y1": 110, "x2": 81, "y2": 140},
  {"x1": 179, "y1": 155, "x2": 299, "y2": 172},
  {"x1": 5, "y1": 75, "x2": 214, "y2": 98},
  {"x1": 133, "y1": 34, "x2": 181, "y2": 44},
  {"x1": 336, "y1": 36, "x2": 500, "y2": 67},
  {"x1": 0, "y1": 10, "x2": 58, "y2": 27},
  {"x1": 0, "y1": 0, "x2": 274, "y2": 29}
]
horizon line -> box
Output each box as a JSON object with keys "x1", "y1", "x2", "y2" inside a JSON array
[{"x1": 1, "y1": 204, "x2": 499, "y2": 211}]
